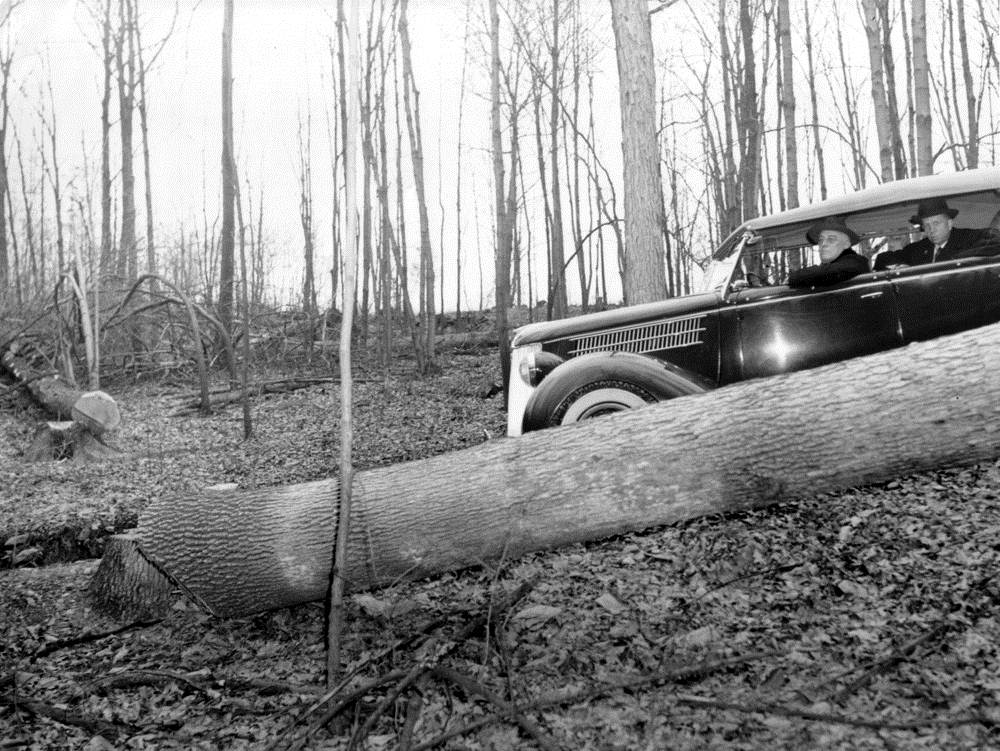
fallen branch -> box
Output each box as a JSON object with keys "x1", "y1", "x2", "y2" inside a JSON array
[
  {"x1": 172, "y1": 376, "x2": 347, "y2": 413},
  {"x1": 34, "y1": 618, "x2": 163, "y2": 658},
  {"x1": 86, "y1": 669, "x2": 217, "y2": 698},
  {"x1": 671, "y1": 693, "x2": 999, "y2": 731},
  {"x1": 431, "y1": 666, "x2": 562, "y2": 751},
  {"x1": 343, "y1": 579, "x2": 536, "y2": 749},
  {"x1": 0, "y1": 691, "x2": 138, "y2": 739},
  {"x1": 272, "y1": 580, "x2": 536, "y2": 751},
  {"x1": 408, "y1": 651, "x2": 770, "y2": 750},
  {"x1": 830, "y1": 568, "x2": 999, "y2": 703}
]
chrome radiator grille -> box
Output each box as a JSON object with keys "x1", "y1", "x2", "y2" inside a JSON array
[{"x1": 567, "y1": 314, "x2": 706, "y2": 356}]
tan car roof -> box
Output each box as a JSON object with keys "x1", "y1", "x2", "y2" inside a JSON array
[{"x1": 716, "y1": 167, "x2": 1000, "y2": 257}]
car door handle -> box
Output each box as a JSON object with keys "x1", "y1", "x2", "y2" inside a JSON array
[{"x1": 860, "y1": 291, "x2": 884, "y2": 299}]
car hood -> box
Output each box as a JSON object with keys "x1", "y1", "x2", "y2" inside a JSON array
[{"x1": 510, "y1": 292, "x2": 721, "y2": 347}]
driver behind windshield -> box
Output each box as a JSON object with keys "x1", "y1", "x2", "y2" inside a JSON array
[{"x1": 787, "y1": 216, "x2": 869, "y2": 287}]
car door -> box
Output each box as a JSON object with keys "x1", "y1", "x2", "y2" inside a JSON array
[
  {"x1": 720, "y1": 274, "x2": 902, "y2": 383},
  {"x1": 888, "y1": 257, "x2": 1000, "y2": 343}
]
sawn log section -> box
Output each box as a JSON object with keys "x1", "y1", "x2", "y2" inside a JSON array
[{"x1": 91, "y1": 321, "x2": 1000, "y2": 619}]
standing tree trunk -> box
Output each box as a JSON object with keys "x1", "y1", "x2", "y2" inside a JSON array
[
  {"x1": 548, "y1": 0, "x2": 568, "y2": 318},
  {"x1": 218, "y1": 0, "x2": 236, "y2": 373},
  {"x1": 115, "y1": 0, "x2": 137, "y2": 280},
  {"x1": 0, "y1": 39, "x2": 11, "y2": 292},
  {"x1": 737, "y1": 0, "x2": 761, "y2": 220},
  {"x1": 297, "y1": 109, "x2": 317, "y2": 317},
  {"x1": 861, "y1": 0, "x2": 895, "y2": 182},
  {"x1": 398, "y1": 0, "x2": 435, "y2": 368},
  {"x1": 609, "y1": 0, "x2": 669, "y2": 306},
  {"x1": 777, "y1": 0, "x2": 798, "y2": 209},
  {"x1": 90, "y1": 320, "x2": 1000, "y2": 620},
  {"x1": 99, "y1": 0, "x2": 114, "y2": 276},
  {"x1": 804, "y1": 4, "x2": 826, "y2": 199},
  {"x1": 912, "y1": 0, "x2": 932, "y2": 175},
  {"x1": 327, "y1": 0, "x2": 360, "y2": 684},
  {"x1": 955, "y1": 0, "x2": 980, "y2": 170},
  {"x1": 490, "y1": 0, "x2": 512, "y2": 394}
]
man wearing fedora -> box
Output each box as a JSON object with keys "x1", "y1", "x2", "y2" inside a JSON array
[
  {"x1": 873, "y1": 197, "x2": 1000, "y2": 270},
  {"x1": 788, "y1": 215, "x2": 870, "y2": 287}
]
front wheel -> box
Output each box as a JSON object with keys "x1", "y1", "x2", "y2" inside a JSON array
[{"x1": 549, "y1": 379, "x2": 657, "y2": 427}]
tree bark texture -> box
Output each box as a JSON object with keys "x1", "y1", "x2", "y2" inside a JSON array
[
  {"x1": 911, "y1": 0, "x2": 932, "y2": 175},
  {"x1": 91, "y1": 321, "x2": 1000, "y2": 620},
  {"x1": 777, "y1": 0, "x2": 798, "y2": 210},
  {"x1": 861, "y1": 0, "x2": 894, "y2": 183},
  {"x1": 217, "y1": 0, "x2": 236, "y2": 354},
  {"x1": 610, "y1": 0, "x2": 668, "y2": 306}
]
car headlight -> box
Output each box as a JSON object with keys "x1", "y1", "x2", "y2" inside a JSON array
[{"x1": 518, "y1": 349, "x2": 564, "y2": 387}]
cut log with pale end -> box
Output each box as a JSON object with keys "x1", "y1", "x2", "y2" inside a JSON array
[
  {"x1": 1, "y1": 345, "x2": 121, "y2": 435},
  {"x1": 89, "y1": 321, "x2": 1000, "y2": 620},
  {"x1": 71, "y1": 391, "x2": 121, "y2": 434},
  {"x1": 0, "y1": 342, "x2": 122, "y2": 450}
]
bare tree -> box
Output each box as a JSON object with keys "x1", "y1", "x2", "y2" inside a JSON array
[
  {"x1": 548, "y1": 0, "x2": 568, "y2": 318},
  {"x1": 861, "y1": 0, "x2": 895, "y2": 182},
  {"x1": 777, "y1": 0, "x2": 798, "y2": 209},
  {"x1": 297, "y1": 108, "x2": 317, "y2": 317},
  {"x1": 490, "y1": 0, "x2": 512, "y2": 392},
  {"x1": 912, "y1": 0, "x2": 933, "y2": 174},
  {"x1": 115, "y1": 0, "x2": 137, "y2": 279},
  {"x1": 218, "y1": 0, "x2": 236, "y2": 370},
  {"x1": 327, "y1": 0, "x2": 359, "y2": 686},
  {"x1": 802, "y1": 3, "x2": 827, "y2": 198},
  {"x1": 0, "y1": 18, "x2": 12, "y2": 293},
  {"x1": 609, "y1": 0, "x2": 668, "y2": 305},
  {"x1": 398, "y1": 0, "x2": 435, "y2": 366}
]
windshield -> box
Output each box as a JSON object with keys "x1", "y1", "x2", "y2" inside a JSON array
[{"x1": 701, "y1": 232, "x2": 748, "y2": 292}]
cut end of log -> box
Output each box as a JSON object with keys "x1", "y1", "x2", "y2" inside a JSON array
[
  {"x1": 72, "y1": 390, "x2": 122, "y2": 434},
  {"x1": 89, "y1": 534, "x2": 177, "y2": 621}
]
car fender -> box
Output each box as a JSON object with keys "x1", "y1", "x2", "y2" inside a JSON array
[{"x1": 520, "y1": 351, "x2": 712, "y2": 432}]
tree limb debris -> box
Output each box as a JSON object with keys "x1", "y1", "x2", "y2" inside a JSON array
[
  {"x1": 670, "y1": 693, "x2": 999, "y2": 731},
  {"x1": 172, "y1": 376, "x2": 347, "y2": 413},
  {"x1": 33, "y1": 618, "x2": 163, "y2": 658},
  {"x1": 0, "y1": 690, "x2": 139, "y2": 740},
  {"x1": 829, "y1": 568, "x2": 999, "y2": 703},
  {"x1": 269, "y1": 579, "x2": 536, "y2": 751},
  {"x1": 430, "y1": 666, "x2": 562, "y2": 751}
]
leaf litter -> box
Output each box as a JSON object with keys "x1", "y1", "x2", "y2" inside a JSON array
[{"x1": 1, "y1": 353, "x2": 1000, "y2": 748}]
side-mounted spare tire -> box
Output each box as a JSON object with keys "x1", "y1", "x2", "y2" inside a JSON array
[{"x1": 520, "y1": 351, "x2": 711, "y2": 432}]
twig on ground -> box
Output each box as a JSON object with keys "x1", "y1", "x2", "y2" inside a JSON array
[
  {"x1": 832, "y1": 622, "x2": 950, "y2": 703},
  {"x1": 398, "y1": 691, "x2": 423, "y2": 751},
  {"x1": 829, "y1": 569, "x2": 999, "y2": 703},
  {"x1": 86, "y1": 669, "x2": 217, "y2": 698},
  {"x1": 344, "y1": 579, "x2": 538, "y2": 750},
  {"x1": 0, "y1": 691, "x2": 139, "y2": 739},
  {"x1": 671, "y1": 693, "x2": 999, "y2": 731},
  {"x1": 279, "y1": 671, "x2": 408, "y2": 751},
  {"x1": 264, "y1": 612, "x2": 450, "y2": 751},
  {"x1": 431, "y1": 665, "x2": 562, "y2": 751},
  {"x1": 33, "y1": 618, "x2": 163, "y2": 659},
  {"x1": 408, "y1": 651, "x2": 770, "y2": 750}
]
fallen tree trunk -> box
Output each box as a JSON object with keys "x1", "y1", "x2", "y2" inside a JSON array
[
  {"x1": 90, "y1": 321, "x2": 1000, "y2": 619},
  {"x1": 1, "y1": 344, "x2": 120, "y2": 435}
]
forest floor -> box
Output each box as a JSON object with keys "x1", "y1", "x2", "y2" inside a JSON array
[{"x1": 2, "y1": 348, "x2": 1000, "y2": 749}]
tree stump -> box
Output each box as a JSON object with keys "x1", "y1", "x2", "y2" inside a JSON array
[
  {"x1": 88, "y1": 535, "x2": 175, "y2": 621},
  {"x1": 23, "y1": 421, "x2": 118, "y2": 463}
]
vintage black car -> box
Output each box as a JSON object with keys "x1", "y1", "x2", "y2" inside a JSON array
[{"x1": 506, "y1": 167, "x2": 1000, "y2": 435}]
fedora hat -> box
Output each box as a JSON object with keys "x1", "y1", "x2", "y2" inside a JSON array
[
  {"x1": 806, "y1": 215, "x2": 860, "y2": 245},
  {"x1": 910, "y1": 197, "x2": 958, "y2": 225}
]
